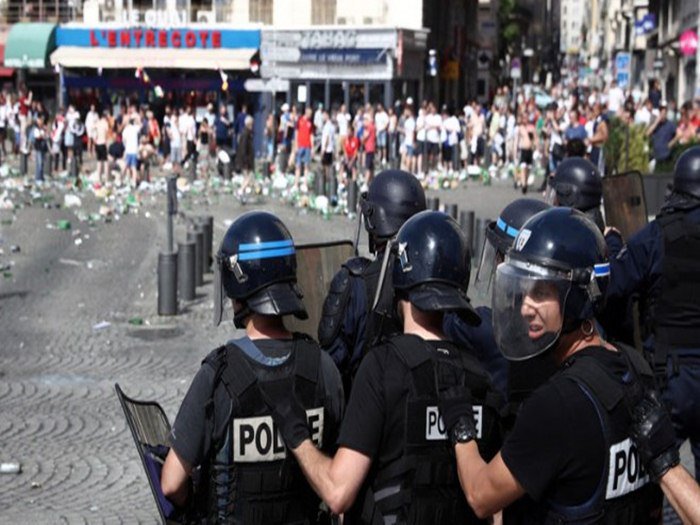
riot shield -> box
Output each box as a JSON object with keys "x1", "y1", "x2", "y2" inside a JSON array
[
  {"x1": 602, "y1": 170, "x2": 648, "y2": 239},
  {"x1": 285, "y1": 240, "x2": 355, "y2": 337},
  {"x1": 115, "y1": 384, "x2": 182, "y2": 525}
]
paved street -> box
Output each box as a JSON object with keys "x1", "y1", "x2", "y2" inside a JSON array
[{"x1": 0, "y1": 170, "x2": 690, "y2": 523}]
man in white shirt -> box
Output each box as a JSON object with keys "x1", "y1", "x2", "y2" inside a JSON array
[
  {"x1": 336, "y1": 103, "x2": 350, "y2": 155},
  {"x1": 321, "y1": 110, "x2": 336, "y2": 199},
  {"x1": 122, "y1": 118, "x2": 141, "y2": 186},
  {"x1": 607, "y1": 80, "x2": 625, "y2": 115},
  {"x1": 401, "y1": 107, "x2": 416, "y2": 173},
  {"x1": 179, "y1": 106, "x2": 197, "y2": 170},
  {"x1": 374, "y1": 104, "x2": 389, "y2": 165},
  {"x1": 415, "y1": 107, "x2": 427, "y2": 174},
  {"x1": 85, "y1": 104, "x2": 99, "y2": 157},
  {"x1": 425, "y1": 102, "x2": 442, "y2": 171}
]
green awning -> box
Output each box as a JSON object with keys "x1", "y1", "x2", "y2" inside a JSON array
[{"x1": 5, "y1": 23, "x2": 56, "y2": 69}]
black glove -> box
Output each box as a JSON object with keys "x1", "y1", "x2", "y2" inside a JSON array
[
  {"x1": 439, "y1": 385, "x2": 477, "y2": 446},
  {"x1": 262, "y1": 389, "x2": 310, "y2": 450},
  {"x1": 630, "y1": 389, "x2": 680, "y2": 482}
]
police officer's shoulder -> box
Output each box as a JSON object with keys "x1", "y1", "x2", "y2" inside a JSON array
[
  {"x1": 342, "y1": 255, "x2": 372, "y2": 276},
  {"x1": 613, "y1": 342, "x2": 654, "y2": 378},
  {"x1": 201, "y1": 344, "x2": 228, "y2": 371}
]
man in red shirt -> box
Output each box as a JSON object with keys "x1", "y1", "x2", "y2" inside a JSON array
[
  {"x1": 294, "y1": 106, "x2": 314, "y2": 189},
  {"x1": 362, "y1": 111, "x2": 376, "y2": 186}
]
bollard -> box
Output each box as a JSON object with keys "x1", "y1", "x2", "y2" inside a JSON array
[
  {"x1": 177, "y1": 241, "x2": 196, "y2": 301},
  {"x1": 69, "y1": 156, "x2": 78, "y2": 178},
  {"x1": 188, "y1": 229, "x2": 204, "y2": 287},
  {"x1": 460, "y1": 210, "x2": 475, "y2": 252},
  {"x1": 448, "y1": 204, "x2": 458, "y2": 220},
  {"x1": 427, "y1": 197, "x2": 440, "y2": 211},
  {"x1": 187, "y1": 159, "x2": 196, "y2": 181},
  {"x1": 195, "y1": 222, "x2": 208, "y2": 278},
  {"x1": 347, "y1": 179, "x2": 358, "y2": 215},
  {"x1": 198, "y1": 215, "x2": 214, "y2": 270},
  {"x1": 43, "y1": 154, "x2": 52, "y2": 178},
  {"x1": 19, "y1": 152, "x2": 27, "y2": 175},
  {"x1": 474, "y1": 218, "x2": 485, "y2": 261},
  {"x1": 329, "y1": 168, "x2": 338, "y2": 205},
  {"x1": 157, "y1": 252, "x2": 178, "y2": 315},
  {"x1": 223, "y1": 160, "x2": 232, "y2": 180},
  {"x1": 314, "y1": 170, "x2": 325, "y2": 196},
  {"x1": 166, "y1": 175, "x2": 178, "y2": 253}
]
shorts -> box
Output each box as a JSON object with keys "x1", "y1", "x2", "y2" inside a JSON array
[
  {"x1": 427, "y1": 142, "x2": 439, "y2": 157},
  {"x1": 519, "y1": 148, "x2": 533, "y2": 166},
  {"x1": 365, "y1": 152, "x2": 375, "y2": 170},
  {"x1": 414, "y1": 141, "x2": 425, "y2": 157},
  {"x1": 296, "y1": 147, "x2": 311, "y2": 167},
  {"x1": 125, "y1": 153, "x2": 138, "y2": 168},
  {"x1": 404, "y1": 144, "x2": 414, "y2": 156},
  {"x1": 377, "y1": 131, "x2": 387, "y2": 148},
  {"x1": 322, "y1": 152, "x2": 333, "y2": 166},
  {"x1": 170, "y1": 147, "x2": 182, "y2": 164},
  {"x1": 96, "y1": 144, "x2": 107, "y2": 161},
  {"x1": 442, "y1": 144, "x2": 453, "y2": 163}
]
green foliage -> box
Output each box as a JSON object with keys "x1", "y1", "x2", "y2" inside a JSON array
[
  {"x1": 654, "y1": 139, "x2": 700, "y2": 174},
  {"x1": 605, "y1": 117, "x2": 649, "y2": 175},
  {"x1": 498, "y1": 0, "x2": 520, "y2": 51}
]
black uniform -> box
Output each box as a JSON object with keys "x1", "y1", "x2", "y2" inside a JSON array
[
  {"x1": 338, "y1": 335, "x2": 501, "y2": 525},
  {"x1": 501, "y1": 345, "x2": 662, "y2": 523},
  {"x1": 170, "y1": 336, "x2": 344, "y2": 524}
]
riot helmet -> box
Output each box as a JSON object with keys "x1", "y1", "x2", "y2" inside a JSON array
[
  {"x1": 547, "y1": 157, "x2": 603, "y2": 211},
  {"x1": 492, "y1": 207, "x2": 609, "y2": 361},
  {"x1": 393, "y1": 211, "x2": 480, "y2": 325},
  {"x1": 359, "y1": 170, "x2": 426, "y2": 247},
  {"x1": 672, "y1": 145, "x2": 700, "y2": 199},
  {"x1": 474, "y1": 198, "x2": 551, "y2": 294},
  {"x1": 213, "y1": 211, "x2": 307, "y2": 327}
]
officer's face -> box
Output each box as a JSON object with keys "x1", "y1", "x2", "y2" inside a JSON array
[{"x1": 520, "y1": 281, "x2": 562, "y2": 340}]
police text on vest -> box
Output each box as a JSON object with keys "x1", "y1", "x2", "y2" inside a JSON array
[
  {"x1": 605, "y1": 438, "x2": 649, "y2": 499},
  {"x1": 425, "y1": 405, "x2": 483, "y2": 440}
]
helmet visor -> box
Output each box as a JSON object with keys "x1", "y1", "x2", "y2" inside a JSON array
[
  {"x1": 544, "y1": 182, "x2": 557, "y2": 205},
  {"x1": 492, "y1": 260, "x2": 571, "y2": 361},
  {"x1": 213, "y1": 254, "x2": 228, "y2": 326},
  {"x1": 474, "y1": 236, "x2": 500, "y2": 295}
]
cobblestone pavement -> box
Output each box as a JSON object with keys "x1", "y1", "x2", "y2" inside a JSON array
[{"x1": 0, "y1": 168, "x2": 690, "y2": 523}]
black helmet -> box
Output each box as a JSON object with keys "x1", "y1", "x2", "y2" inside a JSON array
[
  {"x1": 475, "y1": 199, "x2": 551, "y2": 293},
  {"x1": 672, "y1": 145, "x2": 700, "y2": 199},
  {"x1": 360, "y1": 169, "x2": 426, "y2": 241},
  {"x1": 493, "y1": 207, "x2": 609, "y2": 361},
  {"x1": 393, "y1": 211, "x2": 480, "y2": 325},
  {"x1": 213, "y1": 211, "x2": 307, "y2": 327},
  {"x1": 548, "y1": 157, "x2": 602, "y2": 211}
]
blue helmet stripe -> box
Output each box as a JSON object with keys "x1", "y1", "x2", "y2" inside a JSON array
[
  {"x1": 496, "y1": 217, "x2": 519, "y2": 238},
  {"x1": 238, "y1": 246, "x2": 296, "y2": 261},
  {"x1": 239, "y1": 239, "x2": 294, "y2": 252},
  {"x1": 594, "y1": 263, "x2": 610, "y2": 277}
]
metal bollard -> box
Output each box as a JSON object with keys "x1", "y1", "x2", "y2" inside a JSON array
[
  {"x1": 474, "y1": 218, "x2": 485, "y2": 261},
  {"x1": 178, "y1": 241, "x2": 196, "y2": 301},
  {"x1": 460, "y1": 210, "x2": 475, "y2": 252},
  {"x1": 69, "y1": 156, "x2": 78, "y2": 178},
  {"x1": 195, "y1": 222, "x2": 208, "y2": 277},
  {"x1": 188, "y1": 229, "x2": 204, "y2": 287},
  {"x1": 314, "y1": 170, "x2": 325, "y2": 196},
  {"x1": 157, "y1": 252, "x2": 178, "y2": 315},
  {"x1": 19, "y1": 152, "x2": 28, "y2": 175},
  {"x1": 198, "y1": 215, "x2": 214, "y2": 270},
  {"x1": 427, "y1": 197, "x2": 440, "y2": 211},
  {"x1": 329, "y1": 168, "x2": 338, "y2": 205},
  {"x1": 347, "y1": 179, "x2": 358, "y2": 215},
  {"x1": 448, "y1": 204, "x2": 458, "y2": 220},
  {"x1": 187, "y1": 158, "x2": 196, "y2": 181},
  {"x1": 223, "y1": 160, "x2": 232, "y2": 180}
]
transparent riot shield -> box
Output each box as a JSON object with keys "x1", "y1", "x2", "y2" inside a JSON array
[
  {"x1": 602, "y1": 170, "x2": 648, "y2": 239},
  {"x1": 285, "y1": 240, "x2": 355, "y2": 337},
  {"x1": 115, "y1": 383, "x2": 182, "y2": 525}
]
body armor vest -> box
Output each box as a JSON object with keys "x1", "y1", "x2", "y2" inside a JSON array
[
  {"x1": 356, "y1": 334, "x2": 501, "y2": 525},
  {"x1": 202, "y1": 337, "x2": 328, "y2": 524},
  {"x1": 543, "y1": 345, "x2": 663, "y2": 524}
]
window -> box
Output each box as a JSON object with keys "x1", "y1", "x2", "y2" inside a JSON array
[
  {"x1": 250, "y1": 0, "x2": 273, "y2": 24},
  {"x1": 312, "y1": 0, "x2": 336, "y2": 25}
]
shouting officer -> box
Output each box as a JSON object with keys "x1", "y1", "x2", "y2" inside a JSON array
[
  {"x1": 547, "y1": 157, "x2": 605, "y2": 231},
  {"x1": 444, "y1": 198, "x2": 551, "y2": 399},
  {"x1": 319, "y1": 169, "x2": 426, "y2": 392},
  {"x1": 271, "y1": 211, "x2": 501, "y2": 524},
  {"x1": 604, "y1": 146, "x2": 700, "y2": 480},
  {"x1": 160, "y1": 211, "x2": 344, "y2": 523},
  {"x1": 440, "y1": 207, "x2": 663, "y2": 523}
]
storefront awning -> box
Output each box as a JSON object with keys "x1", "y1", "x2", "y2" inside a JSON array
[
  {"x1": 51, "y1": 46, "x2": 257, "y2": 70},
  {"x1": 5, "y1": 23, "x2": 56, "y2": 68}
]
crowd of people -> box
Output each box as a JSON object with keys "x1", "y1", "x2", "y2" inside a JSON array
[{"x1": 5, "y1": 78, "x2": 699, "y2": 203}]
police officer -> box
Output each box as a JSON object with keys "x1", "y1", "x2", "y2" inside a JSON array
[
  {"x1": 604, "y1": 146, "x2": 700, "y2": 481},
  {"x1": 269, "y1": 211, "x2": 501, "y2": 524},
  {"x1": 160, "y1": 211, "x2": 344, "y2": 524},
  {"x1": 547, "y1": 157, "x2": 605, "y2": 231},
  {"x1": 440, "y1": 207, "x2": 663, "y2": 522},
  {"x1": 444, "y1": 198, "x2": 551, "y2": 399},
  {"x1": 319, "y1": 169, "x2": 426, "y2": 391}
]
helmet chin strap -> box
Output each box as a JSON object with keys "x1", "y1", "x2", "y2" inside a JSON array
[{"x1": 233, "y1": 304, "x2": 251, "y2": 329}]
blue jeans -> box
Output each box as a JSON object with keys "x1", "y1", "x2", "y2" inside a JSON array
[{"x1": 35, "y1": 151, "x2": 45, "y2": 181}]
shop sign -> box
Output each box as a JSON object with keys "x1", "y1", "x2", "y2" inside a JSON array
[
  {"x1": 56, "y1": 27, "x2": 260, "y2": 50},
  {"x1": 120, "y1": 9, "x2": 189, "y2": 27},
  {"x1": 299, "y1": 30, "x2": 358, "y2": 49},
  {"x1": 679, "y1": 30, "x2": 698, "y2": 57},
  {"x1": 298, "y1": 48, "x2": 385, "y2": 64}
]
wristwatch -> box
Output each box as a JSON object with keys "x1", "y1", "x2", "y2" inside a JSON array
[{"x1": 449, "y1": 417, "x2": 476, "y2": 446}]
